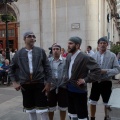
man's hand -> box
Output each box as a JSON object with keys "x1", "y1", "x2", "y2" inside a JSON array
[
  {"x1": 101, "y1": 70, "x2": 107, "y2": 74},
  {"x1": 12, "y1": 81, "x2": 21, "y2": 91},
  {"x1": 42, "y1": 83, "x2": 51, "y2": 95},
  {"x1": 77, "y1": 79, "x2": 85, "y2": 85}
]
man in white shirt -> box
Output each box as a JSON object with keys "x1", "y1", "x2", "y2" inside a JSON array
[
  {"x1": 66, "y1": 36, "x2": 101, "y2": 120},
  {"x1": 89, "y1": 36, "x2": 120, "y2": 120},
  {"x1": 9, "y1": 31, "x2": 52, "y2": 120}
]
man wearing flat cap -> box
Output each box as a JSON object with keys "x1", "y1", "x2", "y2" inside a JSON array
[
  {"x1": 89, "y1": 36, "x2": 120, "y2": 120},
  {"x1": 48, "y1": 43, "x2": 68, "y2": 120},
  {"x1": 8, "y1": 31, "x2": 52, "y2": 120},
  {"x1": 66, "y1": 36, "x2": 101, "y2": 120}
]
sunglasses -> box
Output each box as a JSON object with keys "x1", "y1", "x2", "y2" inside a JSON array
[{"x1": 26, "y1": 35, "x2": 36, "y2": 39}]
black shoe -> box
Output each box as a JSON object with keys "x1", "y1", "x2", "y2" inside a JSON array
[
  {"x1": 104, "y1": 116, "x2": 109, "y2": 120},
  {"x1": 90, "y1": 117, "x2": 95, "y2": 120}
]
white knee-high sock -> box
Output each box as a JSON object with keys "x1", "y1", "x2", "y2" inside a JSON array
[
  {"x1": 72, "y1": 118, "x2": 78, "y2": 120},
  {"x1": 78, "y1": 118, "x2": 88, "y2": 120},
  {"x1": 40, "y1": 112, "x2": 49, "y2": 120},
  {"x1": 29, "y1": 112, "x2": 37, "y2": 120}
]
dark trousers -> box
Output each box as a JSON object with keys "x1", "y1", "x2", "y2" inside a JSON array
[{"x1": 68, "y1": 91, "x2": 88, "y2": 119}]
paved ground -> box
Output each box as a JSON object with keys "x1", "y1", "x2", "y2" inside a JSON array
[{"x1": 0, "y1": 81, "x2": 119, "y2": 120}]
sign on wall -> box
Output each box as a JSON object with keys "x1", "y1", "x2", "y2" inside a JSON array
[{"x1": 71, "y1": 23, "x2": 80, "y2": 29}]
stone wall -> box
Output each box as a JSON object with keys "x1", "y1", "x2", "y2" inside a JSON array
[{"x1": 13, "y1": 0, "x2": 120, "y2": 53}]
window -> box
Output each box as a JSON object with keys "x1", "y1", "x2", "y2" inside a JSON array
[
  {"x1": 0, "y1": 30, "x2": 5, "y2": 37},
  {"x1": 8, "y1": 29, "x2": 15, "y2": 37},
  {"x1": 0, "y1": 29, "x2": 15, "y2": 37}
]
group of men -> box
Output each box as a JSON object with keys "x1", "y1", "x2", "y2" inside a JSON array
[{"x1": 8, "y1": 31, "x2": 120, "y2": 120}]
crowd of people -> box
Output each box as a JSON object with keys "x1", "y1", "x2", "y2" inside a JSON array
[
  {"x1": 1, "y1": 31, "x2": 120, "y2": 120},
  {"x1": 0, "y1": 48, "x2": 17, "y2": 85}
]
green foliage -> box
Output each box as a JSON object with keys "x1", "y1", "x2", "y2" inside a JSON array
[
  {"x1": 0, "y1": 14, "x2": 16, "y2": 22},
  {"x1": 110, "y1": 44, "x2": 120, "y2": 54}
]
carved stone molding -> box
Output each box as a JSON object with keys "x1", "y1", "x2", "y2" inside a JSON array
[{"x1": 0, "y1": 4, "x2": 16, "y2": 19}]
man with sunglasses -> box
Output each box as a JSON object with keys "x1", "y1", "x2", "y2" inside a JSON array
[
  {"x1": 48, "y1": 44, "x2": 68, "y2": 120},
  {"x1": 8, "y1": 31, "x2": 52, "y2": 120}
]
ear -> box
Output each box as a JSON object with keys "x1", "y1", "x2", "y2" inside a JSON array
[{"x1": 76, "y1": 44, "x2": 80, "y2": 49}]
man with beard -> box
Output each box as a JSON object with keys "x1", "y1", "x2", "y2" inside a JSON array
[
  {"x1": 89, "y1": 36, "x2": 120, "y2": 120},
  {"x1": 48, "y1": 44, "x2": 68, "y2": 120},
  {"x1": 66, "y1": 37, "x2": 101, "y2": 120},
  {"x1": 8, "y1": 31, "x2": 52, "y2": 120}
]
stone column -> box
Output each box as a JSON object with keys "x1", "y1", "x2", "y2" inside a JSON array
[
  {"x1": 85, "y1": 0, "x2": 99, "y2": 50},
  {"x1": 18, "y1": 0, "x2": 30, "y2": 48},
  {"x1": 29, "y1": 0, "x2": 41, "y2": 47}
]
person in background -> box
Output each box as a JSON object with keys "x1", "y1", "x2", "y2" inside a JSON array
[
  {"x1": 48, "y1": 43, "x2": 57, "y2": 58},
  {"x1": 8, "y1": 31, "x2": 52, "y2": 120},
  {"x1": 61, "y1": 48, "x2": 67, "y2": 58},
  {"x1": 89, "y1": 36, "x2": 120, "y2": 120},
  {"x1": 115, "y1": 52, "x2": 120, "y2": 83},
  {"x1": 0, "y1": 50, "x2": 6, "y2": 64},
  {"x1": 48, "y1": 44, "x2": 68, "y2": 120},
  {"x1": 0, "y1": 59, "x2": 10, "y2": 84},
  {"x1": 117, "y1": 52, "x2": 120, "y2": 65},
  {"x1": 86, "y1": 46, "x2": 94, "y2": 56}
]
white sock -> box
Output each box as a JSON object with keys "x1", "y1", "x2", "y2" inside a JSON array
[
  {"x1": 72, "y1": 118, "x2": 78, "y2": 120},
  {"x1": 40, "y1": 112, "x2": 49, "y2": 120},
  {"x1": 78, "y1": 118, "x2": 87, "y2": 120},
  {"x1": 29, "y1": 112, "x2": 37, "y2": 120}
]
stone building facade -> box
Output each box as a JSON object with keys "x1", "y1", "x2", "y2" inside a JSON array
[{"x1": 0, "y1": 0, "x2": 120, "y2": 53}]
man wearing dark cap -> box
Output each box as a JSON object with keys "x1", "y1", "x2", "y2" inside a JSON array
[
  {"x1": 66, "y1": 36, "x2": 101, "y2": 120},
  {"x1": 8, "y1": 31, "x2": 52, "y2": 120},
  {"x1": 48, "y1": 43, "x2": 68, "y2": 120},
  {"x1": 89, "y1": 36, "x2": 120, "y2": 120}
]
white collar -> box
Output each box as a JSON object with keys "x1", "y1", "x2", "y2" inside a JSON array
[{"x1": 25, "y1": 49, "x2": 32, "y2": 52}]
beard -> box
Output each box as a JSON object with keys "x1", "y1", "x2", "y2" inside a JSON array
[{"x1": 68, "y1": 46, "x2": 76, "y2": 53}]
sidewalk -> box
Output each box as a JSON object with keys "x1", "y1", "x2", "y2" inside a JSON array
[{"x1": 0, "y1": 81, "x2": 119, "y2": 120}]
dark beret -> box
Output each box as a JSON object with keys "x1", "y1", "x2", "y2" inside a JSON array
[
  {"x1": 98, "y1": 36, "x2": 108, "y2": 44},
  {"x1": 69, "y1": 36, "x2": 82, "y2": 45}
]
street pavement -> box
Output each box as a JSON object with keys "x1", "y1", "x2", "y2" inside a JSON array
[{"x1": 0, "y1": 81, "x2": 119, "y2": 120}]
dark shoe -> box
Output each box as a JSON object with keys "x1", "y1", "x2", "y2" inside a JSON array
[
  {"x1": 90, "y1": 117, "x2": 95, "y2": 120},
  {"x1": 104, "y1": 117, "x2": 108, "y2": 120},
  {"x1": 104, "y1": 117, "x2": 106, "y2": 120}
]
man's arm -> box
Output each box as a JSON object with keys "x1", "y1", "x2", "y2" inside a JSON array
[
  {"x1": 42, "y1": 49, "x2": 52, "y2": 93},
  {"x1": 84, "y1": 57, "x2": 101, "y2": 83},
  {"x1": 103, "y1": 55, "x2": 120, "y2": 77},
  {"x1": 8, "y1": 52, "x2": 20, "y2": 91},
  {"x1": 42, "y1": 49, "x2": 52, "y2": 83},
  {"x1": 8, "y1": 53, "x2": 18, "y2": 81}
]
